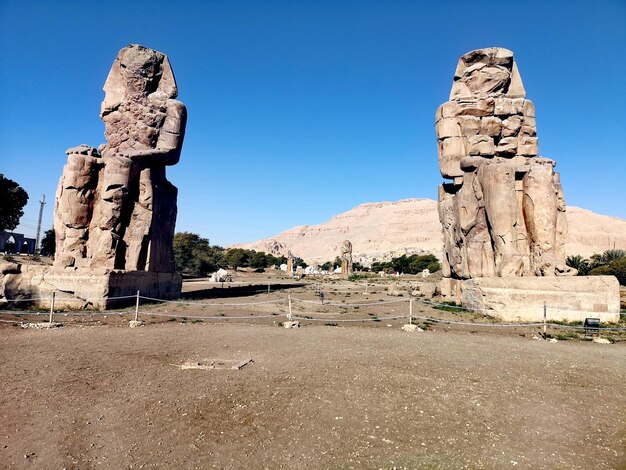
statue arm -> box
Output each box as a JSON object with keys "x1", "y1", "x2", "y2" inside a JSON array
[{"x1": 124, "y1": 100, "x2": 187, "y2": 165}]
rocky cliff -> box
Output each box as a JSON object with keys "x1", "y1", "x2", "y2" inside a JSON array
[{"x1": 233, "y1": 199, "x2": 626, "y2": 265}]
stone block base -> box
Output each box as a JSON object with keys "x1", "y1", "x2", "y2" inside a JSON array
[
  {"x1": 459, "y1": 276, "x2": 620, "y2": 323},
  {"x1": 2, "y1": 266, "x2": 181, "y2": 310}
]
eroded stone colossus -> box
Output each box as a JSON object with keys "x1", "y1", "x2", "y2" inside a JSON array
[
  {"x1": 340, "y1": 240, "x2": 353, "y2": 275},
  {"x1": 436, "y1": 48, "x2": 575, "y2": 279},
  {"x1": 54, "y1": 44, "x2": 187, "y2": 273}
]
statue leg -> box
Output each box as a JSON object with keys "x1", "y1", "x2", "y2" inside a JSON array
[
  {"x1": 523, "y1": 161, "x2": 576, "y2": 275},
  {"x1": 89, "y1": 156, "x2": 134, "y2": 269},
  {"x1": 477, "y1": 163, "x2": 525, "y2": 277}
]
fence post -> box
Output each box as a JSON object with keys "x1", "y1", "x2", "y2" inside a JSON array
[
  {"x1": 134, "y1": 290, "x2": 140, "y2": 322},
  {"x1": 409, "y1": 297, "x2": 413, "y2": 325},
  {"x1": 49, "y1": 291, "x2": 55, "y2": 324},
  {"x1": 288, "y1": 294, "x2": 293, "y2": 321},
  {"x1": 365, "y1": 283, "x2": 368, "y2": 294},
  {"x1": 543, "y1": 302, "x2": 547, "y2": 339}
]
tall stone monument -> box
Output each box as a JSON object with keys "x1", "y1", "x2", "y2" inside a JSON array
[
  {"x1": 340, "y1": 240, "x2": 353, "y2": 275},
  {"x1": 435, "y1": 48, "x2": 619, "y2": 321},
  {"x1": 1, "y1": 45, "x2": 186, "y2": 308}
]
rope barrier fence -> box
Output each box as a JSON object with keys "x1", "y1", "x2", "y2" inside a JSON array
[{"x1": 0, "y1": 288, "x2": 624, "y2": 332}]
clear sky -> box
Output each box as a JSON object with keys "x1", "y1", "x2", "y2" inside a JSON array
[{"x1": 1, "y1": 0, "x2": 625, "y2": 247}]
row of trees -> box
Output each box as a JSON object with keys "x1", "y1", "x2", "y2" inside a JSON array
[
  {"x1": 370, "y1": 254, "x2": 441, "y2": 274},
  {"x1": 566, "y1": 249, "x2": 626, "y2": 285},
  {"x1": 173, "y1": 232, "x2": 306, "y2": 277}
]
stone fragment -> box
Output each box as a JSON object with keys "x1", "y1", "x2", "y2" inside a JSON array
[
  {"x1": 480, "y1": 116, "x2": 502, "y2": 136},
  {"x1": 419, "y1": 283, "x2": 437, "y2": 298},
  {"x1": 517, "y1": 136, "x2": 539, "y2": 156},
  {"x1": 501, "y1": 116, "x2": 522, "y2": 137},
  {"x1": 129, "y1": 320, "x2": 144, "y2": 328},
  {"x1": 401, "y1": 324, "x2": 423, "y2": 332},
  {"x1": 283, "y1": 321, "x2": 300, "y2": 328},
  {"x1": 494, "y1": 97, "x2": 524, "y2": 116},
  {"x1": 468, "y1": 135, "x2": 495, "y2": 156},
  {"x1": 496, "y1": 137, "x2": 518, "y2": 156},
  {"x1": 592, "y1": 337, "x2": 611, "y2": 344},
  {"x1": 0, "y1": 262, "x2": 20, "y2": 274}
]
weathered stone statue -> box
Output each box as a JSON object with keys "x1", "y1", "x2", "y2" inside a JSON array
[
  {"x1": 55, "y1": 44, "x2": 186, "y2": 272},
  {"x1": 435, "y1": 48, "x2": 619, "y2": 323},
  {"x1": 1, "y1": 45, "x2": 186, "y2": 309},
  {"x1": 436, "y1": 47, "x2": 574, "y2": 279},
  {"x1": 340, "y1": 240, "x2": 353, "y2": 274}
]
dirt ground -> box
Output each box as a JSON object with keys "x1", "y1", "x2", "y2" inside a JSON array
[{"x1": 1, "y1": 276, "x2": 625, "y2": 469}]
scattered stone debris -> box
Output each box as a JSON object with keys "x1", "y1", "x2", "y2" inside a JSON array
[
  {"x1": 401, "y1": 324, "x2": 423, "y2": 332},
  {"x1": 175, "y1": 358, "x2": 253, "y2": 371},
  {"x1": 21, "y1": 322, "x2": 62, "y2": 330},
  {"x1": 548, "y1": 338, "x2": 558, "y2": 343},
  {"x1": 593, "y1": 337, "x2": 611, "y2": 344},
  {"x1": 129, "y1": 320, "x2": 145, "y2": 328},
  {"x1": 283, "y1": 321, "x2": 300, "y2": 329}
]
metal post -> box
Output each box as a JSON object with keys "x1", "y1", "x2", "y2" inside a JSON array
[
  {"x1": 134, "y1": 290, "x2": 140, "y2": 322},
  {"x1": 268, "y1": 282, "x2": 270, "y2": 294},
  {"x1": 288, "y1": 294, "x2": 293, "y2": 321},
  {"x1": 409, "y1": 297, "x2": 413, "y2": 325},
  {"x1": 49, "y1": 291, "x2": 55, "y2": 324},
  {"x1": 543, "y1": 302, "x2": 547, "y2": 339}
]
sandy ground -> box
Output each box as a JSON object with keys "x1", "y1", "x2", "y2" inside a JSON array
[{"x1": 1, "y1": 276, "x2": 625, "y2": 469}]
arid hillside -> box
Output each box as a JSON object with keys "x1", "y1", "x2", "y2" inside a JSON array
[{"x1": 233, "y1": 199, "x2": 626, "y2": 264}]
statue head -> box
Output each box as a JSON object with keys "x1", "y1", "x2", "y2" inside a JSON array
[
  {"x1": 450, "y1": 47, "x2": 525, "y2": 100},
  {"x1": 101, "y1": 44, "x2": 178, "y2": 117}
]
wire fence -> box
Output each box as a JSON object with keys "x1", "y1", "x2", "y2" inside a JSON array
[{"x1": 1, "y1": 288, "x2": 624, "y2": 334}]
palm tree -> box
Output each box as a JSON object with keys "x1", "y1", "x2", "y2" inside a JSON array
[{"x1": 566, "y1": 255, "x2": 589, "y2": 275}]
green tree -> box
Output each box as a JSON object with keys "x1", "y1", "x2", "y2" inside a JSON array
[
  {"x1": 320, "y1": 261, "x2": 332, "y2": 271},
  {"x1": 40, "y1": 228, "x2": 56, "y2": 256},
  {"x1": 221, "y1": 248, "x2": 250, "y2": 269},
  {"x1": 589, "y1": 257, "x2": 626, "y2": 286},
  {"x1": 0, "y1": 174, "x2": 29, "y2": 231},
  {"x1": 249, "y1": 251, "x2": 268, "y2": 269},
  {"x1": 173, "y1": 232, "x2": 222, "y2": 277}
]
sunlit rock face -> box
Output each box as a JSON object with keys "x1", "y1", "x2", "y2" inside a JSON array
[{"x1": 435, "y1": 47, "x2": 576, "y2": 279}]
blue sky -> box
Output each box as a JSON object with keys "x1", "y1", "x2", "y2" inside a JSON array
[{"x1": 1, "y1": 0, "x2": 625, "y2": 246}]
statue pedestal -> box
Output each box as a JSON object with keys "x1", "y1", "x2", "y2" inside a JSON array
[
  {"x1": 447, "y1": 276, "x2": 620, "y2": 323},
  {"x1": 4, "y1": 266, "x2": 181, "y2": 309}
]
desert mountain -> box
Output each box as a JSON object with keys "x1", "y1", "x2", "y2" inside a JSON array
[{"x1": 233, "y1": 199, "x2": 626, "y2": 265}]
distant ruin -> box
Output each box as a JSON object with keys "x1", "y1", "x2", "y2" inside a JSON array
[{"x1": 340, "y1": 240, "x2": 353, "y2": 275}]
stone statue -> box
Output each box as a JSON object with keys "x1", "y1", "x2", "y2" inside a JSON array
[
  {"x1": 55, "y1": 44, "x2": 187, "y2": 272},
  {"x1": 436, "y1": 48, "x2": 575, "y2": 279},
  {"x1": 340, "y1": 240, "x2": 353, "y2": 274}
]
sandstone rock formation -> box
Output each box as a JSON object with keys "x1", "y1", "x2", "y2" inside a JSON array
[
  {"x1": 340, "y1": 240, "x2": 353, "y2": 274},
  {"x1": 436, "y1": 48, "x2": 575, "y2": 279},
  {"x1": 55, "y1": 44, "x2": 186, "y2": 272},
  {"x1": 233, "y1": 199, "x2": 626, "y2": 265}
]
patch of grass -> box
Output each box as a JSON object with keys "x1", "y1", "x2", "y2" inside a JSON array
[
  {"x1": 433, "y1": 303, "x2": 465, "y2": 313},
  {"x1": 348, "y1": 274, "x2": 371, "y2": 281},
  {"x1": 189, "y1": 319, "x2": 203, "y2": 324},
  {"x1": 324, "y1": 322, "x2": 338, "y2": 327}
]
